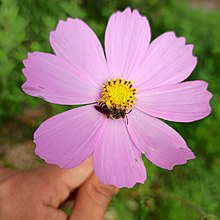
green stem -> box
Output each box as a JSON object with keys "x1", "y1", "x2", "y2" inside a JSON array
[{"x1": 152, "y1": 190, "x2": 207, "y2": 216}]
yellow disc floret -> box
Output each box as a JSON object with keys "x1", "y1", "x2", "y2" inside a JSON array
[{"x1": 100, "y1": 78, "x2": 137, "y2": 110}]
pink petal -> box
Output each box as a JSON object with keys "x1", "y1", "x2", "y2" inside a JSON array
[
  {"x1": 134, "y1": 32, "x2": 197, "y2": 89},
  {"x1": 22, "y1": 52, "x2": 99, "y2": 105},
  {"x1": 93, "y1": 119, "x2": 146, "y2": 188},
  {"x1": 136, "y1": 81, "x2": 212, "y2": 122},
  {"x1": 50, "y1": 18, "x2": 109, "y2": 85},
  {"x1": 105, "y1": 8, "x2": 151, "y2": 79},
  {"x1": 34, "y1": 105, "x2": 105, "y2": 168},
  {"x1": 127, "y1": 109, "x2": 195, "y2": 170}
]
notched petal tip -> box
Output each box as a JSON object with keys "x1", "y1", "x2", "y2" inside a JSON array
[
  {"x1": 160, "y1": 32, "x2": 195, "y2": 48},
  {"x1": 49, "y1": 20, "x2": 66, "y2": 41},
  {"x1": 132, "y1": 8, "x2": 141, "y2": 15},
  {"x1": 49, "y1": 18, "x2": 76, "y2": 40},
  {"x1": 98, "y1": 172, "x2": 146, "y2": 189},
  {"x1": 118, "y1": 179, "x2": 146, "y2": 189},
  {"x1": 23, "y1": 59, "x2": 28, "y2": 67},
  {"x1": 186, "y1": 44, "x2": 197, "y2": 58},
  {"x1": 192, "y1": 55, "x2": 198, "y2": 66},
  {"x1": 50, "y1": 17, "x2": 83, "y2": 34},
  {"x1": 167, "y1": 149, "x2": 196, "y2": 171},
  {"x1": 178, "y1": 36, "x2": 186, "y2": 45},
  {"x1": 208, "y1": 90, "x2": 213, "y2": 101},
  {"x1": 199, "y1": 80, "x2": 213, "y2": 118},
  {"x1": 152, "y1": 150, "x2": 196, "y2": 171},
  {"x1": 21, "y1": 82, "x2": 46, "y2": 101},
  {"x1": 21, "y1": 82, "x2": 26, "y2": 91},
  {"x1": 55, "y1": 19, "x2": 66, "y2": 29},
  {"x1": 66, "y1": 17, "x2": 75, "y2": 23},
  {"x1": 21, "y1": 68, "x2": 27, "y2": 78},
  {"x1": 122, "y1": 7, "x2": 132, "y2": 14},
  {"x1": 23, "y1": 52, "x2": 33, "y2": 67},
  {"x1": 23, "y1": 52, "x2": 46, "y2": 69},
  {"x1": 205, "y1": 93, "x2": 213, "y2": 117},
  {"x1": 164, "y1": 31, "x2": 176, "y2": 38},
  {"x1": 115, "y1": 7, "x2": 149, "y2": 21},
  {"x1": 35, "y1": 145, "x2": 72, "y2": 169}
]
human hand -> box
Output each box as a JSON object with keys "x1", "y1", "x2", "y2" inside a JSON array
[{"x1": 0, "y1": 158, "x2": 118, "y2": 220}]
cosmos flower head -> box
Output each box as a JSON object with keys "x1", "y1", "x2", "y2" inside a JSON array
[{"x1": 22, "y1": 8, "x2": 212, "y2": 188}]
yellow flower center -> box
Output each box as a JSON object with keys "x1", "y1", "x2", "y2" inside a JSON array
[{"x1": 100, "y1": 77, "x2": 137, "y2": 110}]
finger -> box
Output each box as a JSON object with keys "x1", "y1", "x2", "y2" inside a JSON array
[
  {"x1": 60, "y1": 156, "x2": 94, "y2": 190},
  {"x1": 70, "y1": 173, "x2": 119, "y2": 220},
  {"x1": 39, "y1": 156, "x2": 93, "y2": 188},
  {"x1": 38, "y1": 157, "x2": 93, "y2": 207},
  {"x1": 0, "y1": 172, "x2": 67, "y2": 220},
  {"x1": 0, "y1": 168, "x2": 18, "y2": 183}
]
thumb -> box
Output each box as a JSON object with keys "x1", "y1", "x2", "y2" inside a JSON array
[
  {"x1": 58, "y1": 157, "x2": 94, "y2": 191},
  {"x1": 40, "y1": 157, "x2": 93, "y2": 208}
]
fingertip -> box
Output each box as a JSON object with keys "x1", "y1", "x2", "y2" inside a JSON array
[
  {"x1": 62, "y1": 156, "x2": 94, "y2": 190},
  {"x1": 69, "y1": 173, "x2": 119, "y2": 220},
  {"x1": 42, "y1": 156, "x2": 94, "y2": 191},
  {"x1": 89, "y1": 173, "x2": 119, "y2": 202}
]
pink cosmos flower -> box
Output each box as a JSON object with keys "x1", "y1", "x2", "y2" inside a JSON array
[{"x1": 22, "y1": 8, "x2": 212, "y2": 188}]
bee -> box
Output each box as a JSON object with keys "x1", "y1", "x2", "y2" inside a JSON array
[{"x1": 94, "y1": 100, "x2": 132, "y2": 124}]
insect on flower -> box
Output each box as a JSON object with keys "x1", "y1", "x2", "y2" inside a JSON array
[
  {"x1": 22, "y1": 8, "x2": 212, "y2": 188},
  {"x1": 94, "y1": 99, "x2": 132, "y2": 124}
]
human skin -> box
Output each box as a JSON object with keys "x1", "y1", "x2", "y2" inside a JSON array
[{"x1": 0, "y1": 158, "x2": 118, "y2": 220}]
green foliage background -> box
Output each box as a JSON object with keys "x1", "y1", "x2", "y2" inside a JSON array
[{"x1": 0, "y1": 0, "x2": 219, "y2": 219}]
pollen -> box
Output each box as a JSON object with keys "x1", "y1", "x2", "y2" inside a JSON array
[{"x1": 101, "y1": 78, "x2": 137, "y2": 110}]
